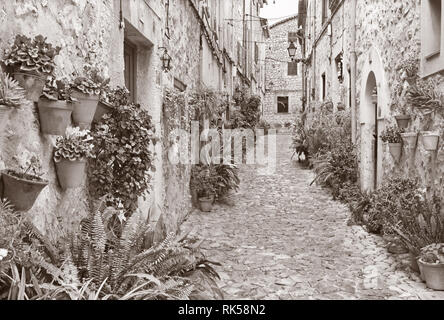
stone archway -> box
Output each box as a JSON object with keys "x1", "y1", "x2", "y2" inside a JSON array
[{"x1": 359, "y1": 47, "x2": 389, "y2": 192}]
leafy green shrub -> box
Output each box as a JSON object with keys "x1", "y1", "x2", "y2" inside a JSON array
[
  {"x1": 380, "y1": 183, "x2": 444, "y2": 253},
  {"x1": 229, "y1": 87, "x2": 261, "y2": 130},
  {"x1": 311, "y1": 139, "x2": 358, "y2": 198},
  {"x1": 4, "y1": 34, "x2": 61, "y2": 75},
  {"x1": 213, "y1": 164, "x2": 240, "y2": 198},
  {"x1": 89, "y1": 103, "x2": 157, "y2": 212},
  {"x1": 54, "y1": 127, "x2": 95, "y2": 162},
  {"x1": 0, "y1": 70, "x2": 26, "y2": 107},
  {"x1": 190, "y1": 165, "x2": 217, "y2": 198}
]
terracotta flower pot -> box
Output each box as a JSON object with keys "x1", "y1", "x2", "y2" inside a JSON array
[
  {"x1": 93, "y1": 100, "x2": 113, "y2": 123},
  {"x1": 401, "y1": 132, "x2": 418, "y2": 149},
  {"x1": 418, "y1": 259, "x2": 444, "y2": 290},
  {"x1": 421, "y1": 131, "x2": 440, "y2": 151},
  {"x1": 395, "y1": 115, "x2": 411, "y2": 129},
  {"x1": 0, "y1": 105, "x2": 10, "y2": 129},
  {"x1": 388, "y1": 143, "x2": 402, "y2": 161},
  {"x1": 71, "y1": 91, "x2": 99, "y2": 130},
  {"x1": 199, "y1": 196, "x2": 214, "y2": 212},
  {"x1": 37, "y1": 99, "x2": 73, "y2": 135},
  {"x1": 55, "y1": 159, "x2": 87, "y2": 190},
  {"x1": 1, "y1": 170, "x2": 48, "y2": 211},
  {"x1": 12, "y1": 72, "x2": 46, "y2": 103}
]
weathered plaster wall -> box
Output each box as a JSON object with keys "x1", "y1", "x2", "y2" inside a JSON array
[{"x1": 264, "y1": 17, "x2": 302, "y2": 124}]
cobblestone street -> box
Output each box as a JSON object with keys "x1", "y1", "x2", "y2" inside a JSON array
[{"x1": 182, "y1": 134, "x2": 444, "y2": 300}]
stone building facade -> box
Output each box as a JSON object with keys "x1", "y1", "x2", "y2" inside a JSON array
[
  {"x1": 298, "y1": 0, "x2": 444, "y2": 199},
  {"x1": 0, "y1": 0, "x2": 269, "y2": 236},
  {"x1": 263, "y1": 15, "x2": 303, "y2": 125}
]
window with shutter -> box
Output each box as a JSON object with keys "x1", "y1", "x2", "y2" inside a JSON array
[
  {"x1": 124, "y1": 40, "x2": 137, "y2": 102},
  {"x1": 288, "y1": 62, "x2": 298, "y2": 76},
  {"x1": 277, "y1": 97, "x2": 289, "y2": 113}
]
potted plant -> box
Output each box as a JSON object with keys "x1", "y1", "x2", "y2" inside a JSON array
[
  {"x1": 70, "y1": 68, "x2": 110, "y2": 129},
  {"x1": 380, "y1": 125, "x2": 404, "y2": 162},
  {"x1": 421, "y1": 131, "x2": 440, "y2": 152},
  {"x1": 0, "y1": 156, "x2": 48, "y2": 211},
  {"x1": 53, "y1": 127, "x2": 94, "y2": 190},
  {"x1": 418, "y1": 243, "x2": 444, "y2": 290},
  {"x1": 37, "y1": 77, "x2": 76, "y2": 135},
  {"x1": 400, "y1": 132, "x2": 418, "y2": 150},
  {"x1": 191, "y1": 165, "x2": 216, "y2": 212},
  {"x1": 93, "y1": 86, "x2": 130, "y2": 123},
  {"x1": 93, "y1": 85, "x2": 114, "y2": 123},
  {"x1": 4, "y1": 35, "x2": 61, "y2": 102},
  {"x1": 0, "y1": 69, "x2": 26, "y2": 128}
]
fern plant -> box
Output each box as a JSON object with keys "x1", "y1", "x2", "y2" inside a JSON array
[{"x1": 1, "y1": 199, "x2": 223, "y2": 300}]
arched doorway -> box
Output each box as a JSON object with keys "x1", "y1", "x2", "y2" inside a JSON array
[{"x1": 359, "y1": 47, "x2": 388, "y2": 192}]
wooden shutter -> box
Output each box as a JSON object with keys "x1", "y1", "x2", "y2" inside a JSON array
[{"x1": 288, "y1": 61, "x2": 298, "y2": 76}]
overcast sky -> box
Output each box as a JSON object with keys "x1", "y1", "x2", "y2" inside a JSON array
[{"x1": 260, "y1": 0, "x2": 299, "y2": 22}]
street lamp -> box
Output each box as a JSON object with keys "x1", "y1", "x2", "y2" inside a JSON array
[
  {"x1": 158, "y1": 47, "x2": 172, "y2": 72},
  {"x1": 287, "y1": 41, "x2": 297, "y2": 61}
]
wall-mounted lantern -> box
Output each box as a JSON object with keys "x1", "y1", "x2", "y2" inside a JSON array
[
  {"x1": 158, "y1": 47, "x2": 172, "y2": 72},
  {"x1": 287, "y1": 41, "x2": 297, "y2": 61}
]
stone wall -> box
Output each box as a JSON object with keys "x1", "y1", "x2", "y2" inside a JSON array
[
  {"x1": 303, "y1": 0, "x2": 444, "y2": 202},
  {"x1": 0, "y1": 0, "x2": 201, "y2": 237},
  {"x1": 264, "y1": 17, "x2": 302, "y2": 125},
  {"x1": 0, "y1": 0, "x2": 120, "y2": 239},
  {"x1": 160, "y1": 0, "x2": 201, "y2": 231}
]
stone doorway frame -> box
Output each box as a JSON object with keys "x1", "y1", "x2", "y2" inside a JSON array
[{"x1": 359, "y1": 47, "x2": 389, "y2": 192}]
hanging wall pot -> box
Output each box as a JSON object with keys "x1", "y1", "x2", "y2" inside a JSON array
[
  {"x1": 1, "y1": 170, "x2": 48, "y2": 211},
  {"x1": 395, "y1": 115, "x2": 411, "y2": 130},
  {"x1": 54, "y1": 159, "x2": 87, "y2": 190},
  {"x1": 37, "y1": 98, "x2": 73, "y2": 135},
  {"x1": 401, "y1": 132, "x2": 418, "y2": 150},
  {"x1": 388, "y1": 143, "x2": 402, "y2": 162},
  {"x1": 93, "y1": 100, "x2": 113, "y2": 123},
  {"x1": 71, "y1": 91, "x2": 99, "y2": 130},
  {"x1": 421, "y1": 131, "x2": 440, "y2": 152}
]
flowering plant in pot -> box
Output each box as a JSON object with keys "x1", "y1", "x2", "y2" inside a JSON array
[
  {"x1": 0, "y1": 155, "x2": 48, "y2": 211},
  {"x1": 3, "y1": 34, "x2": 61, "y2": 102},
  {"x1": 418, "y1": 243, "x2": 444, "y2": 290},
  {"x1": 191, "y1": 165, "x2": 217, "y2": 212},
  {"x1": 380, "y1": 125, "x2": 404, "y2": 162},
  {"x1": 38, "y1": 77, "x2": 76, "y2": 135},
  {"x1": 0, "y1": 69, "x2": 26, "y2": 128},
  {"x1": 53, "y1": 127, "x2": 95, "y2": 190},
  {"x1": 70, "y1": 68, "x2": 110, "y2": 129},
  {"x1": 93, "y1": 86, "x2": 130, "y2": 123}
]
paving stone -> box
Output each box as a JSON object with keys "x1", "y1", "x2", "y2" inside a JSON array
[{"x1": 181, "y1": 134, "x2": 443, "y2": 300}]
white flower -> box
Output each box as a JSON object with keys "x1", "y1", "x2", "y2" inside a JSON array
[{"x1": 0, "y1": 248, "x2": 8, "y2": 261}]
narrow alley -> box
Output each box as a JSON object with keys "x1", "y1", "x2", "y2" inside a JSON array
[{"x1": 182, "y1": 134, "x2": 444, "y2": 300}]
